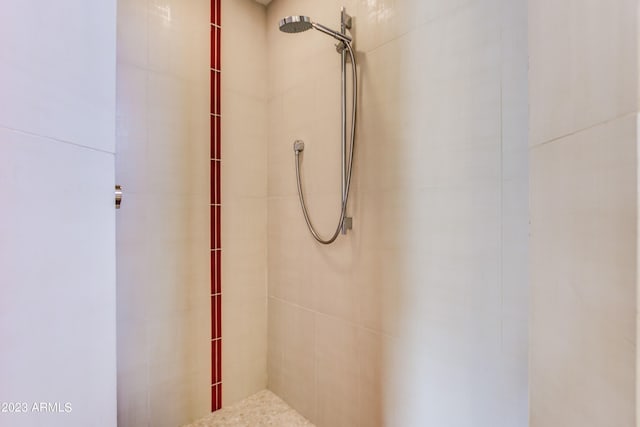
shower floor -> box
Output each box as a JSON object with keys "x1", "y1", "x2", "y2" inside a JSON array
[{"x1": 183, "y1": 390, "x2": 314, "y2": 427}]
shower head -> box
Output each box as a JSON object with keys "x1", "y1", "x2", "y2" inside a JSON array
[
  {"x1": 279, "y1": 16, "x2": 313, "y2": 34},
  {"x1": 279, "y1": 15, "x2": 352, "y2": 44}
]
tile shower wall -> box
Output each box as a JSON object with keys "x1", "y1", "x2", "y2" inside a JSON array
[
  {"x1": 115, "y1": 0, "x2": 211, "y2": 425},
  {"x1": 529, "y1": 1, "x2": 637, "y2": 425},
  {"x1": 266, "y1": 0, "x2": 528, "y2": 426},
  {"x1": 220, "y1": 0, "x2": 269, "y2": 407}
]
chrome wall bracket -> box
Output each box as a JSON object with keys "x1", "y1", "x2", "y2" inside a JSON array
[
  {"x1": 341, "y1": 8, "x2": 352, "y2": 30},
  {"x1": 336, "y1": 8, "x2": 353, "y2": 54},
  {"x1": 341, "y1": 216, "x2": 352, "y2": 234}
]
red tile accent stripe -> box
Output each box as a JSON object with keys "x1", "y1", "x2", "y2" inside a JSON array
[
  {"x1": 212, "y1": 339, "x2": 222, "y2": 384},
  {"x1": 211, "y1": 115, "x2": 221, "y2": 159},
  {"x1": 211, "y1": 27, "x2": 221, "y2": 71},
  {"x1": 212, "y1": 384, "x2": 222, "y2": 411},
  {"x1": 210, "y1": 0, "x2": 222, "y2": 412},
  {"x1": 211, "y1": 295, "x2": 222, "y2": 339},
  {"x1": 211, "y1": 71, "x2": 221, "y2": 115},
  {"x1": 210, "y1": 206, "x2": 221, "y2": 249},
  {"x1": 211, "y1": 250, "x2": 221, "y2": 294},
  {"x1": 211, "y1": 160, "x2": 220, "y2": 205},
  {"x1": 211, "y1": 0, "x2": 221, "y2": 26}
]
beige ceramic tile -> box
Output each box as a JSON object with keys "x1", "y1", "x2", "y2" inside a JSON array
[
  {"x1": 221, "y1": 91, "x2": 268, "y2": 199},
  {"x1": 529, "y1": 0, "x2": 637, "y2": 145},
  {"x1": 315, "y1": 314, "x2": 359, "y2": 427},
  {"x1": 219, "y1": 0, "x2": 269, "y2": 408},
  {"x1": 117, "y1": 372, "x2": 151, "y2": 426},
  {"x1": 267, "y1": 196, "x2": 314, "y2": 309},
  {"x1": 267, "y1": 297, "x2": 286, "y2": 396},
  {"x1": 530, "y1": 115, "x2": 636, "y2": 426},
  {"x1": 117, "y1": 0, "x2": 149, "y2": 68},
  {"x1": 266, "y1": 1, "x2": 528, "y2": 426},
  {"x1": 356, "y1": 328, "x2": 384, "y2": 427},
  {"x1": 116, "y1": 0, "x2": 211, "y2": 425},
  {"x1": 267, "y1": 298, "x2": 317, "y2": 423},
  {"x1": 116, "y1": 64, "x2": 149, "y2": 194},
  {"x1": 222, "y1": 0, "x2": 268, "y2": 99},
  {"x1": 223, "y1": 295, "x2": 268, "y2": 404},
  {"x1": 147, "y1": 0, "x2": 210, "y2": 79}
]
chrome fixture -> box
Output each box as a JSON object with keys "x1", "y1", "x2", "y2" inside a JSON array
[
  {"x1": 279, "y1": 7, "x2": 358, "y2": 245},
  {"x1": 279, "y1": 15, "x2": 352, "y2": 44},
  {"x1": 115, "y1": 185, "x2": 123, "y2": 209}
]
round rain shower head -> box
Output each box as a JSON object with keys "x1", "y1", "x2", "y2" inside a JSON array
[
  {"x1": 279, "y1": 14, "x2": 352, "y2": 44},
  {"x1": 279, "y1": 16, "x2": 313, "y2": 34}
]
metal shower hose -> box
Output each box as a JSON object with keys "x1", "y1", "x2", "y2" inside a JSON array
[{"x1": 294, "y1": 43, "x2": 357, "y2": 244}]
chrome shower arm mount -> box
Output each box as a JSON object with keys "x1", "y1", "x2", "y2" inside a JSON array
[
  {"x1": 341, "y1": 7, "x2": 353, "y2": 31},
  {"x1": 311, "y1": 22, "x2": 351, "y2": 44}
]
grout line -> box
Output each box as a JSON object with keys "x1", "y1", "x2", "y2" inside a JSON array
[
  {"x1": 531, "y1": 111, "x2": 639, "y2": 149},
  {"x1": 268, "y1": 295, "x2": 397, "y2": 340},
  {"x1": 363, "y1": 2, "x2": 471, "y2": 57},
  {"x1": 0, "y1": 125, "x2": 115, "y2": 155},
  {"x1": 313, "y1": 310, "x2": 318, "y2": 421},
  {"x1": 498, "y1": 15, "x2": 505, "y2": 354}
]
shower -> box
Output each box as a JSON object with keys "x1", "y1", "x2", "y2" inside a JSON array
[{"x1": 279, "y1": 7, "x2": 357, "y2": 245}]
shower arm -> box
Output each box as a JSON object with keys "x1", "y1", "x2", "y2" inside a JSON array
[{"x1": 311, "y1": 22, "x2": 352, "y2": 44}]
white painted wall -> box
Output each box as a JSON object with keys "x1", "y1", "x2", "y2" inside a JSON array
[
  {"x1": 266, "y1": 0, "x2": 529, "y2": 426},
  {"x1": 0, "y1": 1, "x2": 117, "y2": 426},
  {"x1": 529, "y1": 1, "x2": 637, "y2": 425},
  {"x1": 115, "y1": 0, "x2": 211, "y2": 425}
]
